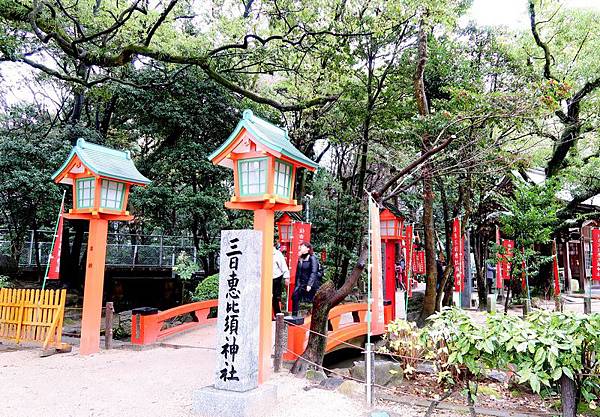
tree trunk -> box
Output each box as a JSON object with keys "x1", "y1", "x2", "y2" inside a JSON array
[
  {"x1": 435, "y1": 179, "x2": 452, "y2": 311},
  {"x1": 420, "y1": 171, "x2": 437, "y2": 322},
  {"x1": 290, "y1": 281, "x2": 334, "y2": 375},
  {"x1": 504, "y1": 275, "x2": 512, "y2": 314},
  {"x1": 291, "y1": 245, "x2": 368, "y2": 375},
  {"x1": 413, "y1": 16, "x2": 436, "y2": 324},
  {"x1": 436, "y1": 264, "x2": 453, "y2": 310},
  {"x1": 473, "y1": 232, "x2": 488, "y2": 310},
  {"x1": 560, "y1": 374, "x2": 577, "y2": 417}
]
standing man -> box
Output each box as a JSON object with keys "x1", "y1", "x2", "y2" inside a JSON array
[
  {"x1": 273, "y1": 243, "x2": 290, "y2": 315},
  {"x1": 486, "y1": 262, "x2": 496, "y2": 294}
]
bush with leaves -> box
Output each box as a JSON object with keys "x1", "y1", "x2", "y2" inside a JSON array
[
  {"x1": 173, "y1": 252, "x2": 200, "y2": 281},
  {"x1": 0, "y1": 275, "x2": 11, "y2": 288},
  {"x1": 192, "y1": 274, "x2": 219, "y2": 301},
  {"x1": 425, "y1": 308, "x2": 600, "y2": 415},
  {"x1": 379, "y1": 319, "x2": 426, "y2": 377},
  {"x1": 173, "y1": 251, "x2": 201, "y2": 302}
]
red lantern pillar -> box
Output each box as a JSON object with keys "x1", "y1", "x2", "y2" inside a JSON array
[{"x1": 384, "y1": 241, "x2": 397, "y2": 317}]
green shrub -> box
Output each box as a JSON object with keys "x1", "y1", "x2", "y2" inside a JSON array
[
  {"x1": 424, "y1": 307, "x2": 600, "y2": 411},
  {"x1": 192, "y1": 274, "x2": 219, "y2": 301},
  {"x1": 379, "y1": 319, "x2": 425, "y2": 377},
  {"x1": 0, "y1": 275, "x2": 11, "y2": 288},
  {"x1": 172, "y1": 252, "x2": 200, "y2": 281}
]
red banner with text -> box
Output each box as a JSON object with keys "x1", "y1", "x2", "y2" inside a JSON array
[
  {"x1": 405, "y1": 225, "x2": 414, "y2": 297},
  {"x1": 552, "y1": 240, "x2": 561, "y2": 295},
  {"x1": 592, "y1": 228, "x2": 600, "y2": 282},
  {"x1": 502, "y1": 239, "x2": 514, "y2": 281},
  {"x1": 413, "y1": 250, "x2": 425, "y2": 275},
  {"x1": 452, "y1": 218, "x2": 464, "y2": 292}
]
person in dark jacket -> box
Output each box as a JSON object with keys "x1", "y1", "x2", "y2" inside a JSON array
[{"x1": 291, "y1": 242, "x2": 320, "y2": 316}]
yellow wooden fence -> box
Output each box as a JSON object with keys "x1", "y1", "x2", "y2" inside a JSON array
[{"x1": 0, "y1": 288, "x2": 66, "y2": 349}]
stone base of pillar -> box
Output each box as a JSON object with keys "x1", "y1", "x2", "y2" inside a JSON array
[{"x1": 193, "y1": 384, "x2": 277, "y2": 417}]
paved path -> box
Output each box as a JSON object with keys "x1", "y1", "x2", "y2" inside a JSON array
[{"x1": 160, "y1": 322, "x2": 218, "y2": 349}]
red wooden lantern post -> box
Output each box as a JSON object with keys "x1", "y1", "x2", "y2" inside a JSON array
[
  {"x1": 52, "y1": 139, "x2": 150, "y2": 354},
  {"x1": 209, "y1": 110, "x2": 318, "y2": 383},
  {"x1": 276, "y1": 212, "x2": 296, "y2": 265},
  {"x1": 380, "y1": 207, "x2": 404, "y2": 320}
]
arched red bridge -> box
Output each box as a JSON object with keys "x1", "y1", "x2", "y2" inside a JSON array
[{"x1": 130, "y1": 300, "x2": 392, "y2": 358}]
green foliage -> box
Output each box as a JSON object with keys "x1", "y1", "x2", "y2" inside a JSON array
[
  {"x1": 192, "y1": 274, "x2": 219, "y2": 301},
  {"x1": 172, "y1": 252, "x2": 200, "y2": 281},
  {"x1": 379, "y1": 319, "x2": 425, "y2": 377},
  {"x1": 118, "y1": 66, "x2": 252, "y2": 272},
  {"x1": 425, "y1": 308, "x2": 600, "y2": 410},
  {"x1": 499, "y1": 179, "x2": 561, "y2": 247},
  {"x1": 493, "y1": 179, "x2": 562, "y2": 291},
  {"x1": 308, "y1": 170, "x2": 364, "y2": 283},
  {"x1": 0, "y1": 104, "x2": 71, "y2": 266},
  {"x1": 0, "y1": 275, "x2": 12, "y2": 288}
]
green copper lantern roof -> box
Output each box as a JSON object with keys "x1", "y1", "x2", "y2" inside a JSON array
[
  {"x1": 52, "y1": 138, "x2": 151, "y2": 185},
  {"x1": 208, "y1": 109, "x2": 319, "y2": 170}
]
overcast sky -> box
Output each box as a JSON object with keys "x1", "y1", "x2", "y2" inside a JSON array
[
  {"x1": 465, "y1": 0, "x2": 600, "y2": 29},
  {"x1": 3, "y1": 1, "x2": 600, "y2": 107}
]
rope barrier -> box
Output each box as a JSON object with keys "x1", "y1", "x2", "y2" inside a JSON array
[
  {"x1": 282, "y1": 346, "x2": 457, "y2": 402},
  {"x1": 282, "y1": 346, "x2": 416, "y2": 400},
  {"x1": 282, "y1": 345, "x2": 558, "y2": 417}
]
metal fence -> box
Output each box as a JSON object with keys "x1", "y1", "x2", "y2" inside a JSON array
[{"x1": 0, "y1": 229, "x2": 198, "y2": 268}]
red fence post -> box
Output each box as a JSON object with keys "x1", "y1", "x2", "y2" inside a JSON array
[{"x1": 130, "y1": 307, "x2": 159, "y2": 345}]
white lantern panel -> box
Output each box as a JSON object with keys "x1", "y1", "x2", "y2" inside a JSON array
[
  {"x1": 274, "y1": 160, "x2": 292, "y2": 198},
  {"x1": 239, "y1": 158, "x2": 267, "y2": 196},
  {"x1": 100, "y1": 180, "x2": 125, "y2": 210},
  {"x1": 76, "y1": 178, "x2": 96, "y2": 208}
]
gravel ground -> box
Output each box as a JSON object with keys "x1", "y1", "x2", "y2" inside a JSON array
[{"x1": 0, "y1": 345, "x2": 441, "y2": 417}]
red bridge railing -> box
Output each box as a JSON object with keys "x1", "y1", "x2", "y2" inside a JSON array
[
  {"x1": 130, "y1": 300, "x2": 218, "y2": 345},
  {"x1": 130, "y1": 299, "x2": 391, "y2": 352},
  {"x1": 283, "y1": 302, "x2": 389, "y2": 361}
]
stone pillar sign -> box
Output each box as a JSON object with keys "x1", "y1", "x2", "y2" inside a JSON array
[
  {"x1": 194, "y1": 230, "x2": 277, "y2": 417},
  {"x1": 215, "y1": 230, "x2": 262, "y2": 391}
]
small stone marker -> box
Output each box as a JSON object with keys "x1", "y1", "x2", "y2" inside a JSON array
[
  {"x1": 395, "y1": 290, "x2": 406, "y2": 319},
  {"x1": 214, "y1": 230, "x2": 262, "y2": 392},
  {"x1": 486, "y1": 294, "x2": 496, "y2": 313},
  {"x1": 570, "y1": 278, "x2": 580, "y2": 293},
  {"x1": 452, "y1": 291, "x2": 461, "y2": 307}
]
